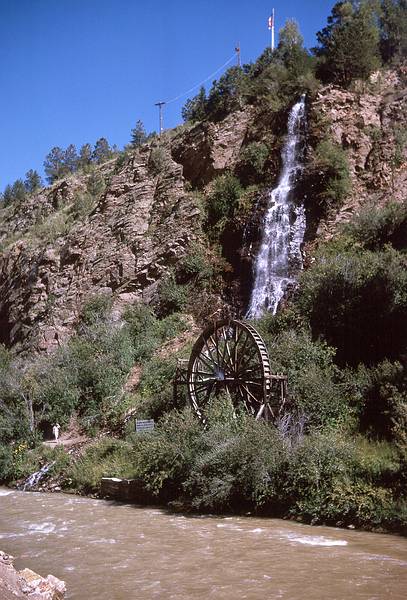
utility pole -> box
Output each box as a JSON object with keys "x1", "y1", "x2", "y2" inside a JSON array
[
  {"x1": 155, "y1": 101, "x2": 165, "y2": 136},
  {"x1": 235, "y1": 43, "x2": 241, "y2": 67}
]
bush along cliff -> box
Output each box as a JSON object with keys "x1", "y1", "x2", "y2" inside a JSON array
[{"x1": 0, "y1": 1, "x2": 406, "y2": 533}]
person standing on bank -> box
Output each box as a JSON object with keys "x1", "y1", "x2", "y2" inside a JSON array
[{"x1": 52, "y1": 423, "x2": 61, "y2": 442}]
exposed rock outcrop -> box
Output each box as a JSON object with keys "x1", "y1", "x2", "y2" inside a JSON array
[
  {"x1": 0, "y1": 147, "x2": 200, "y2": 353},
  {"x1": 0, "y1": 551, "x2": 66, "y2": 599},
  {"x1": 308, "y1": 66, "x2": 407, "y2": 239},
  {"x1": 171, "y1": 107, "x2": 254, "y2": 186}
]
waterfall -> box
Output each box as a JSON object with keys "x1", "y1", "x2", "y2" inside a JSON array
[
  {"x1": 247, "y1": 96, "x2": 307, "y2": 319},
  {"x1": 21, "y1": 462, "x2": 55, "y2": 491}
]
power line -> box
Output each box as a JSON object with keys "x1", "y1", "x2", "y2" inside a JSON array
[
  {"x1": 154, "y1": 50, "x2": 238, "y2": 135},
  {"x1": 163, "y1": 52, "x2": 237, "y2": 105}
]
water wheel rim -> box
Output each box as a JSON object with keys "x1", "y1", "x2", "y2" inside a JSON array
[{"x1": 187, "y1": 320, "x2": 272, "y2": 421}]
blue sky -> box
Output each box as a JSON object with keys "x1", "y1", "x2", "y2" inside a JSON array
[{"x1": 0, "y1": 0, "x2": 335, "y2": 189}]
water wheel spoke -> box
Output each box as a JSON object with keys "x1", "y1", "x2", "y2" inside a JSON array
[
  {"x1": 194, "y1": 369, "x2": 215, "y2": 377},
  {"x1": 236, "y1": 383, "x2": 251, "y2": 413},
  {"x1": 244, "y1": 380, "x2": 263, "y2": 387},
  {"x1": 235, "y1": 330, "x2": 250, "y2": 367},
  {"x1": 209, "y1": 333, "x2": 222, "y2": 368},
  {"x1": 205, "y1": 380, "x2": 217, "y2": 402},
  {"x1": 241, "y1": 383, "x2": 262, "y2": 406},
  {"x1": 237, "y1": 348, "x2": 259, "y2": 374},
  {"x1": 194, "y1": 377, "x2": 216, "y2": 385},
  {"x1": 194, "y1": 378, "x2": 216, "y2": 391},
  {"x1": 203, "y1": 338, "x2": 217, "y2": 365},
  {"x1": 198, "y1": 352, "x2": 217, "y2": 372},
  {"x1": 221, "y1": 334, "x2": 235, "y2": 372}
]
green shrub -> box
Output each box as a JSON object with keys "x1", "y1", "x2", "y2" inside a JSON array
[
  {"x1": 353, "y1": 360, "x2": 407, "y2": 442},
  {"x1": 70, "y1": 192, "x2": 95, "y2": 219},
  {"x1": 258, "y1": 327, "x2": 350, "y2": 428},
  {"x1": 86, "y1": 171, "x2": 106, "y2": 197},
  {"x1": 80, "y1": 295, "x2": 113, "y2": 326},
  {"x1": 307, "y1": 139, "x2": 351, "y2": 212},
  {"x1": 123, "y1": 304, "x2": 160, "y2": 362},
  {"x1": 284, "y1": 431, "x2": 355, "y2": 521},
  {"x1": 207, "y1": 174, "x2": 242, "y2": 223},
  {"x1": 176, "y1": 245, "x2": 213, "y2": 285},
  {"x1": 281, "y1": 431, "x2": 405, "y2": 528},
  {"x1": 238, "y1": 142, "x2": 269, "y2": 182},
  {"x1": 65, "y1": 327, "x2": 135, "y2": 430},
  {"x1": 132, "y1": 354, "x2": 182, "y2": 419},
  {"x1": 392, "y1": 126, "x2": 407, "y2": 169},
  {"x1": 298, "y1": 247, "x2": 407, "y2": 365},
  {"x1": 0, "y1": 441, "x2": 38, "y2": 482},
  {"x1": 205, "y1": 67, "x2": 247, "y2": 121},
  {"x1": 0, "y1": 348, "x2": 35, "y2": 446},
  {"x1": 131, "y1": 409, "x2": 203, "y2": 498},
  {"x1": 114, "y1": 151, "x2": 131, "y2": 172},
  {"x1": 352, "y1": 437, "x2": 402, "y2": 485},
  {"x1": 65, "y1": 437, "x2": 135, "y2": 494},
  {"x1": 149, "y1": 147, "x2": 168, "y2": 175},
  {"x1": 184, "y1": 415, "x2": 288, "y2": 512},
  {"x1": 343, "y1": 200, "x2": 407, "y2": 251},
  {"x1": 33, "y1": 320, "x2": 135, "y2": 432},
  {"x1": 35, "y1": 364, "x2": 80, "y2": 426},
  {"x1": 157, "y1": 272, "x2": 189, "y2": 316},
  {"x1": 29, "y1": 211, "x2": 71, "y2": 243}
]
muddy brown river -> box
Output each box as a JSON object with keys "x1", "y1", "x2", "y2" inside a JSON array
[{"x1": 1, "y1": 488, "x2": 406, "y2": 599}]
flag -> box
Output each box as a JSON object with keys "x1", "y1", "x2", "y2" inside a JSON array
[{"x1": 268, "y1": 14, "x2": 274, "y2": 29}]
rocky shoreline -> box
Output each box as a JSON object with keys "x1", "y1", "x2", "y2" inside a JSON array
[{"x1": 0, "y1": 551, "x2": 66, "y2": 599}]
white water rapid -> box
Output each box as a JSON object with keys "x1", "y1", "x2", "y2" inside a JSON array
[{"x1": 247, "y1": 96, "x2": 307, "y2": 318}]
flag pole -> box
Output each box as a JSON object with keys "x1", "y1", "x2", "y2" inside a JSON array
[{"x1": 271, "y1": 8, "x2": 275, "y2": 51}]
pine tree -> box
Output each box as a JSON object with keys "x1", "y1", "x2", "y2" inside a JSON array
[
  {"x1": 130, "y1": 120, "x2": 147, "y2": 148},
  {"x1": 2, "y1": 184, "x2": 14, "y2": 206},
  {"x1": 64, "y1": 144, "x2": 78, "y2": 173},
  {"x1": 277, "y1": 19, "x2": 313, "y2": 78},
  {"x1": 182, "y1": 87, "x2": 207, "y2": 122},
  {"x1": 380, "y1": 0, "x2": 407, "y2": 62},
  {"x1": 44, "y1": 146, "x2": 66, "y2": 183},
  {"x1": 206, "y1": 67, "x2": 247, "y2": 120},
  {"x1": 24, "y1": 169, "x2": 42, "y2": 193},
  {"x1": 11, "y1": 179, "x2": 27, "y2": 203},
  {"x1": 278, "y1": 19, "x2": 304, "y2": 52},
  {"x1": 78, "y1": 143, "x2": 93, "y2": 170},
  {"x1": 315, "y1": 1, "x2": 381, "y2": 86},
  {"x1": 93, "y1": 138, "x2": 112, "y2": 164}
]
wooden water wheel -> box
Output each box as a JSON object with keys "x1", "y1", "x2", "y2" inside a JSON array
[{"x1": 186, "y1": 320, "x2": 286, "y2": 422}]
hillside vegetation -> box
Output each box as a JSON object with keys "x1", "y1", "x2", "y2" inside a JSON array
[{"x1": 0, "y1": 1, "x2": 406, "y2": 532}]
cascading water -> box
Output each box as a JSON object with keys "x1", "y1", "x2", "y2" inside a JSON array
[
  {"x1": 247, "y1": 96, "x2": 307, "y2": 318},
  {"x1": 21, "y1": 461, "x2": 55, "y2": 491}
]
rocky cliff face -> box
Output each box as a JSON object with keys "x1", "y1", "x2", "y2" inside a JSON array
[
  {"x1": 0, "y1": 109, "x2": 255, "y2": 354},
  {"x1": 0, "y1": 66, "x2": 406, "y2": 354},
  {"x1": 307, "y1": 65, "x2": 407, "y2": 239},
  {"x1": 0, "y1": 147, "x2": 199, "y2": 353}
]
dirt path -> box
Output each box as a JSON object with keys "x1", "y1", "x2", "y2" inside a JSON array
[{"x1": 42, "y1": 416, "x2": 89, "y2": 451}]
